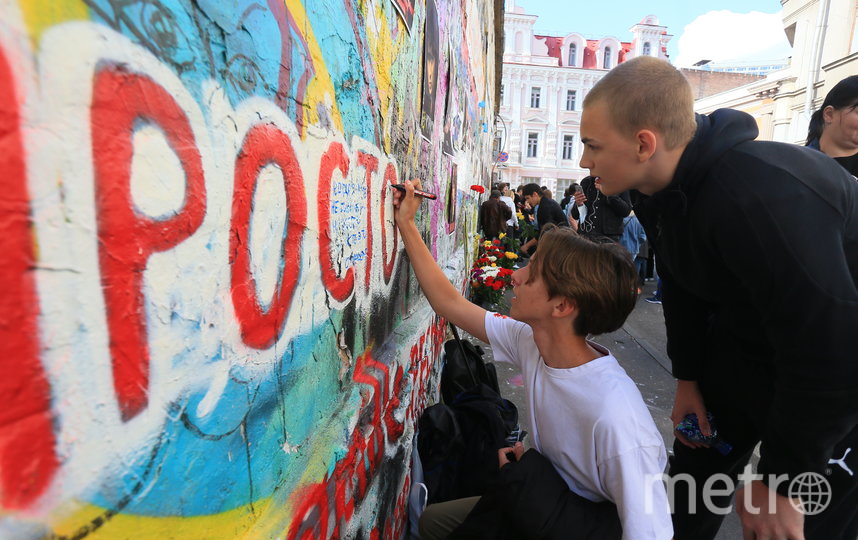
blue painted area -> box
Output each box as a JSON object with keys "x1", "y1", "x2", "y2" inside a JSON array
[
  {"x1": 89, "y1": 314, "x2": 364, "y2": 516},
  {"x1": 84, "y1": 0, "x2": 386, "y2": 143},
  {"x1": 85, "y1": 0, "x2": 285, "y2": 111},
  {"x1": 305, "y1": 0, "x2": 379, "y2": 143}
]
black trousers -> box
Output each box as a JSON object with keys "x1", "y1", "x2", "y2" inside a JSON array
[{"x1": 669, "y1": 359, "x2": 858, "y2": 540}]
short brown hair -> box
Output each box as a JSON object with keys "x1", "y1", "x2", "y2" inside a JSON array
[
  {"x1": 528, "y1": 228, "x2": 638, "y2": 336},
  {"x1": 522, "y1": 183, "x2": 542, "y2": 197},
  {"x1": 584, "y1": 56, "x2": 696, "y2": 149}
]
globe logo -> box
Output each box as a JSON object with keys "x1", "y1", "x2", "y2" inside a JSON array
[{"x1": 788, "y1": 472, "x2": 832, "y2": 515}]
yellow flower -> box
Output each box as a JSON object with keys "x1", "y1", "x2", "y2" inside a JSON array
[
  {"x1": 483, "y1": 240, "x2": 492, "y2": 248},
  {"x1": 499, "y1": 232, "x2": 506, "y2": 239},
  {"x1": 516, "y1": 212, "x2": 524, "y2": 220},
  {"x1": 491, "y1": 263, "x2": 497, "y2": 267},
  {"x1": 505, "y1": 252, "x2": 518, "y2": 259}
]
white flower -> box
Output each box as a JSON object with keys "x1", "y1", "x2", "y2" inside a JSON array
[{"x1": 481, "y1": 266, "x2": 501, "y2": 278}]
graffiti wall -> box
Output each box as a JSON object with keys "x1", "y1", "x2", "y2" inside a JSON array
[{"x1": 0, "y1": 0, "x2": 500, "y2": 537}]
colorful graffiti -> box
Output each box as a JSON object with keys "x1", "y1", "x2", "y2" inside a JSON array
[{"x1": 0, "y1": 0, "x2": 498, "y2": 537}]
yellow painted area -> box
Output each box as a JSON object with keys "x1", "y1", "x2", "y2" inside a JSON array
[
  {"x1": 282, "y1": 0, "x2": 345, "y2": 137},
  {"x1": 50, "y1": 497, "x2": 276, "y2": 539},
  {"x1": 366, "y1": 1, "x2": 398, "y2": 151},
  {"x1": 20, "y1": 0, "x2": 89, "y2": 46}
]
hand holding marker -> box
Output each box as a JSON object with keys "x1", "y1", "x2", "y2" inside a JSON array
[{"x1": 391, "y1": 183, "x2": 437, "y2": 200}]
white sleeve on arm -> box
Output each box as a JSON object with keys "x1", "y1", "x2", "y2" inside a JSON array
[
  {"x1": 599, "y1": 447, "x2": 673, "y2": 540},
  {"x1": 483, "y1": 311, "x2": 529, "y2": 370}
]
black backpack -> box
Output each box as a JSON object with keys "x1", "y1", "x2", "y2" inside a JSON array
[
  {"x1": 440, "y1": 325, "x2": 499, "y2": 404},
  {"x1": 418, "y1": 325, "x2": 523, "y2": 504},
  {"x1": 418, "y1": 384, "x2": 520, "y2": 504}
]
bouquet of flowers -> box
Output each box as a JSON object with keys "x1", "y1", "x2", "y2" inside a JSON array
[
  {"x1": 498, "y1": 229, "x2": 521, "y2": 256},
  {"x1": 517, "y1": 211, "x2": 537, "y2": 242},
  {"x1": 469, "y1": 237, "x2": 519, "y2": 308}
]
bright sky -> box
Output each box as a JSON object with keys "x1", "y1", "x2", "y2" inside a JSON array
[{"x1": 514, "y1": 0, "x2": 793, "y2": 67}]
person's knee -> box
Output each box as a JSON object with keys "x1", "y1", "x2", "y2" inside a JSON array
[
  {"x1": 418, "y1": 497, "x2": 480, "y2": 540},
  {"x1": 418, "y1": 504, "x2": 445, "y2": 540}
]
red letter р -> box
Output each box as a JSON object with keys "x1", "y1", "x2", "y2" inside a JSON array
[
  {"x1": 230, "y1": 123, "x2": 307, "y2": 349},
  {"x1": 0, "y1": 45, "x2": 60, "y2": 510},
  {"x1": 91, "y1": 66, "x2": 206, "y2": 421}
]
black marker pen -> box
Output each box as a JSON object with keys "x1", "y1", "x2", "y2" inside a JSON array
[{"x1": 390, "y1": 183, "x2": 437, "y2": 200}]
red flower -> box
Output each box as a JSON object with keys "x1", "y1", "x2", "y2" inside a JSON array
[
  {"x1": 470, "y1": 185, "x2": 485, "y2": 194},
  {"x1": 492, "y1": 281, "x2": 503, "y2": 290}
]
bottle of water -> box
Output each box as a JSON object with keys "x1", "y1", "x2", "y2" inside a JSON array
[{"x1": 675, "y1": 412, "x2": 733, "y2": 455}]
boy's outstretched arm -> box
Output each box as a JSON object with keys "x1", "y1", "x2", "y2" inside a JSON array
[{"x1": 392, "y1": 179, "x2": 488, "y2": 343}]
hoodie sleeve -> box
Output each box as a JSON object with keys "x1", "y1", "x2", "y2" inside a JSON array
[
  {"x1": 716, "y1": 162, "x2": 858, "y2": 493},
  {"x1": 659, "y1": 265, "x2": 713, "y2": 381}
]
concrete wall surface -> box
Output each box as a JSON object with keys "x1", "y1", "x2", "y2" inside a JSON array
[{"x1": 0, "y1": 0, "x2": 498, "y2": 537}]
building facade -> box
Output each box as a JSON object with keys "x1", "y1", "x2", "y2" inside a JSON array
[
  {"x1": 496, "y1": 1, "x2": 670, "y2": 195},
  {"x1": 693, "y1": 0, "x2": 858, "y2": 144},
  {"x1": 693, "y1": 60, "x2": 789, "y2": 76},
  {"x1": 772, "y1": 0, "x2": 858, "y2": 144}
]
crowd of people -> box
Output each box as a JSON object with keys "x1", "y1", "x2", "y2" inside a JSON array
[
  {"x1": 398, "y1": 62, "x2": 858, "y2": 540},
  {"x1": 480, "y1": 177, "x2": 658, "y2": 294}
]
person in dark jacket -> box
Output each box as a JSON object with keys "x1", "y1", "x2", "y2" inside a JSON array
[
  {"x1": 580, "y1": 56, "x2": 858, "y2": 540},
  {"x1": 478, "y1": 190, "x2": 512, "y2": 239},
  {"x1": 574, "y1": 176, "x2": 631, "y2": 242},
  {"x1": 806, "y1": 75, "x2": 858, "y2": 177},
  {"x1": 519, "y1": 183, "x2": 568, "y2": 255}
]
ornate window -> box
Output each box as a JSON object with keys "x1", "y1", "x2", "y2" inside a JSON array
[
  {"x1": 566, "y1": 90, "x2": 577, "y2": 111},
  {"x1": 604, "y1": 47, "x2": 612, "y2": 69},
  {"x1": 562, "y1": 135, "x2": 575, "y2": 160},
  {"x1": 527, "y1": 132, "x2": 539, "y2": 158},
  {"x1": 642, "y1": 42, "x2": 651, "y2": 56},
  {"x1": 530, "y1": 87, "x2": 541, "y2": 108},
  {"x1": 568, "y1": 43, "x2": 577, "y2": 66}
]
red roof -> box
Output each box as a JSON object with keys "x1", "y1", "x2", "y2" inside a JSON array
[{"x1": 534, "y1": 35, "x2": 632, "y2": 69}]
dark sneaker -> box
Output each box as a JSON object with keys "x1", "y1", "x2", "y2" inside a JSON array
[{"x1": 645, "y1": 296, "x2": 662, "y2": 304}]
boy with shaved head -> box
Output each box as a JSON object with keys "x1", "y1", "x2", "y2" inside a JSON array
[{"x1": 580, "y1": 56, "x2": 858, "y2": 539}]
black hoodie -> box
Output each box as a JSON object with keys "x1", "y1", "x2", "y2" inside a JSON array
[{"x1": 635, "y1": 109, "x2": 858, "y2": 490}]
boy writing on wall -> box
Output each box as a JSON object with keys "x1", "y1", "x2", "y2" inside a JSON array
[{"x1": 392, "y1": 181, "x2": 673, "y2": 539}]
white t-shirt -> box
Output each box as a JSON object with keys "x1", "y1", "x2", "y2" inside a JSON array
[
  {"x1": 485, "y1": 312, "x2": 673, "y2": 540},
  {"x1": 500, "y1": 195, "x2": 517, "y2": 227}
]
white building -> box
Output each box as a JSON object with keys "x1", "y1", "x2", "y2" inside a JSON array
[
  {"x1": 771, "y1": 0, "x2": 858, "y2": 144},
  {"x1": 692, "y1": 0, "x2": 858, "y2": 144},
  {"x1": 495, "y1": 1, "x2": 670, "y2": 195}
]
